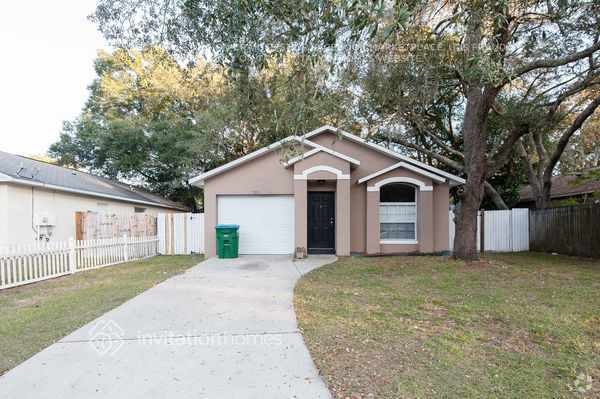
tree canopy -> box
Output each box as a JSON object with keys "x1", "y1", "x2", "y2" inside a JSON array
[
  {"x1": 50, "y1": 47, "x2": 348, "y2": 210},
  {"x1": 63, "y1": 0, "x2": 600, "y2": 258}
]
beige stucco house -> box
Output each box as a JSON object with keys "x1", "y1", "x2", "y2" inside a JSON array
[
  {"x1": 0, "y1": 151, "x2": 187, "y2": 246},
  {"x1": 191, "y1": 126, "x2": 464, "y2": 258}
]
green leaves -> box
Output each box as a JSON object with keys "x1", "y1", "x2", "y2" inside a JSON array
[{"x1": 50, "y1": 47, "x2": 347, "y2": 210}]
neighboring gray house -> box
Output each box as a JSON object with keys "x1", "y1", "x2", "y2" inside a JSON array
[{"x1": 0, "y1": 150, "x2": 187, "y2": 246}]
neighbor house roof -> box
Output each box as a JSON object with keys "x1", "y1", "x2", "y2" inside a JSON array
[
  {"x1": 0, "y1": 150, "x2": 188, "y2": 210},
  {"x1": 519, "y1": 174, "x2": 600, "y2": 202},
  {"x1": 190, "y1": 125, "x2": 465, "y2": 186}
]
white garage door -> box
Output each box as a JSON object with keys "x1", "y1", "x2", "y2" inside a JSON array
[{"x1": 217, "y1": 195, "x2": 295, "y2": 254}]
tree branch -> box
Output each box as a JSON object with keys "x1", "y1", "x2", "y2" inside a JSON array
[
  {"x1": 488, "y1": 123, "x2": 529, "y2": 174},
  {"x1": 543, "y1": 95, "x2": 600, "y2": 182},
  {"x1": 516, "y1": 139, "x2": 539, "y2": 194},
  {"x1": 484, "y1": 180, "x2": 508, "y2": 209},
  {"x1": 505, "y1": 41, "x2": 600, "y2": 84},
  {"x1": 389, "y1": 136, "x2": 464, "y2": 172},
  {"x1": 418, "y1": 126, "x2": 465, "y2": 159},
  {"x1": 545, "y1": 71, "x2": 600, "y2": 115}
]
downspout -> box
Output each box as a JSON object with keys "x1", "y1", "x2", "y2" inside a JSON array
[{"x1": 31, "y1": 186, "x2": 38, "y2": 240}]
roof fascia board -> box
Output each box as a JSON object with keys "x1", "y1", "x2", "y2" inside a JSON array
[
  {"x1": 358, "y1": 161, "x2": 445, "y2": 184},
  {"x1": 5, "y1": 178, "x2": 186, "y2": 210},
  {"x1": 284, "y1": 148, "x2": 321, "y2": 166},
  {"x1": 523, "y1": 190, "x2": 596, "y2": 201},
  {"x1": 284, "y1": 145, "x2": 361, "y2": 167},
  {"x1": 190, "y1": 136, "x2": 319, "y2": 186},
  {"x1": 0, "y1": 172, "x2": 13, "y2": 182},
  {"x1": 305, "y1": 126, "x2": 465, "y2": 184}
]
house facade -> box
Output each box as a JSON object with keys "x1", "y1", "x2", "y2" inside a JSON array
[
  {"x1": 192, "y1": 126, "x2": 464, "y2": 257},
  {"x1": 0, "y1": 151, "x2": 187, "y2": 246}
]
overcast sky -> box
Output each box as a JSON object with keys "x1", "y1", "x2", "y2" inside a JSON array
[{"x1": 0, "y1": 1, "x2": 107, "y2": 156}]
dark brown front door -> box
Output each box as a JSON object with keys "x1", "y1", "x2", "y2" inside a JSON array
[{"x1": 308, "y1": 192, "x2": 335, "y2": 254}]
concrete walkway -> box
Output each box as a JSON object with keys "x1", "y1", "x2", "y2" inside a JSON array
[{"x1": 0, "y1": 255, "x2": 336, "y2": 398}]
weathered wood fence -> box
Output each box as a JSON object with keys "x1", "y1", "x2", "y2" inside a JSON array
[
  {"x1": 449, "y1": 209, "x2": 529, "y2": 252},
  {"x1": 530, "y1": 204, "x2": 600, "y2": 257},
  {"x1": 157, "y1": 213, "x2": 204, "y2": 255},
  {"x1": 0, "y1": 236, "x2": 158, "y2": 290},
  {"x1": 75, "y1": 212, "x2": 157, "y2": 240}
]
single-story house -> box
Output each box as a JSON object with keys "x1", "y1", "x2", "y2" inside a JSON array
[
  {"x1": 191, "y1": 125, "x2": 465, "y2": 257},
  {"x1": 0, "y1": 150, "x2": 187, "y2": 246},
  {"x1": 518, "y1": 174, "x2": 600, "y2": 208}
]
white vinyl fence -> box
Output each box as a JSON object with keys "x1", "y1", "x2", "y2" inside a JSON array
[
  {"x1": 0, "y1": 236, "x2": 158, "y2": 290},
  {"x1": 158, "y1": 213, "x2": 204, "y2": 255},
  {"x1": 449, "y1": 208, "x2": 529, "y2": 252}
]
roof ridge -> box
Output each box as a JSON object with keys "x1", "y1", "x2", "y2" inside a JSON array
[{"x1": 0, "y1": 149, "x2": 121, "y2": 184}]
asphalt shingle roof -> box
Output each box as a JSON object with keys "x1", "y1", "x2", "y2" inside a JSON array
[
  {"x1": 0, "y1": 150, "x2": 188, "y2": 210},
  {"x1": 519, "y1": 174, "x2": 600, "y2": 201}
]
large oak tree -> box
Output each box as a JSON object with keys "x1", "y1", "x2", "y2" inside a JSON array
[{"x1": 92, "y1": 0, "x2": 600, "y2": 259}]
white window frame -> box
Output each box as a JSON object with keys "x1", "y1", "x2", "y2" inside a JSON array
[{"x1": 379, "y1": 188, "x2": 418, "y2": 244}]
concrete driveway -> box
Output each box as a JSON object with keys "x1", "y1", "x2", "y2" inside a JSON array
[{"x1": 0, "y1": 255, "x2": 336, "y2": 398}]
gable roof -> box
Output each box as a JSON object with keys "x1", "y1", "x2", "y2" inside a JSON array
[
  {"x1": 190, "y1": 136, "x2": 320, "y2": 186},
  {"x1": 283, "y1": 145, "x2": 361, "y2": 167},
  {"x1": 305, "y1": 125, "x2": 465, "y2": 184},
  {"x1": 190, "y1": 125, "x2": 465, "y2": 186},
  {"x1": 358, "y1": 161, "x2": 446, "y2": 184},
  {"x1": 0, "y1": 150, "x2": 188, "y2": 210},
  {"x1": 519, "y1": 174, "x2": 600, "y2": 202}
]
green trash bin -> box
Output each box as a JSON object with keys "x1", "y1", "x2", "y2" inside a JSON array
[{"x1": 216, "y1": 224, "x2": 240, "y2": 258}]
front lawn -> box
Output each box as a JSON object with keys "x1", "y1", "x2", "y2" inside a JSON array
[
  {"x1": 0, "y1": 255, "x2": 202, "y2": 375},
  {"x1": 295, "y1": 253, "x2": 600, "y2": 398}
]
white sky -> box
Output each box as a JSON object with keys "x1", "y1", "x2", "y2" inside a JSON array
[{"x1": 0, "y1": 1, "x2": 108, "y2": 156}]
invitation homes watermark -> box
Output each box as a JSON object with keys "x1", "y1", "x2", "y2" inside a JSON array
[{"x1": 88, "y1": 318, "x2": 284, "y2": 356}]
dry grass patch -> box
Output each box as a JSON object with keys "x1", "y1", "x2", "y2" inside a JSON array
[{"x1": 295, "y1": 253, "x2": 600, "y2": 398}]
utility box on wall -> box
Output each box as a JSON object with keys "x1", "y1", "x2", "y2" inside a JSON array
[
  {"x1": 35, "y1": 213, "x2": 56, "y2": 227},
  {"x1": 34, "y1": 213, "x2": 56, "y2": 242}
]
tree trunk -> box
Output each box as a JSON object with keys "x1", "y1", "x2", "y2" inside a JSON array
[
  {"x1": 453, "y1": 88, "x2": 492, "y2": 260},
  {"x1": 454, "y1": 184, "x2": 483, "y2": 260},
  {"x1": 454, "y1": 115, "x2": 485, "y2": 260},
  {"x1": 534, "y1": 178, "x2": 553, "y2": 209}
]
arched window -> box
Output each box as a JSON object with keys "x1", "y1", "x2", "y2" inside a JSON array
[{"x1": 380, "y1": 183, "x2": 417, "y2": 241}]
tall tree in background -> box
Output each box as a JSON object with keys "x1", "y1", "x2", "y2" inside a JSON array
[
  {"x1": 92, "y1": 0, "x2": 600, "y2": 259},
  {"x1": 516, "y1": 89, "x2": 600, "y2": 208},
  {"x1": 51, "y1": 48, "x2": 347, "y2": 210},
  {"x1": 50, "y1": 48, "x2": 225, "y2": 210}
]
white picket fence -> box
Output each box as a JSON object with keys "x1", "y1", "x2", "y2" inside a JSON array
[
  {"x1": 449, "y1": 208, "x2": 529, "y2": 252},
  {"x1": 0, "y1": 236, "x2": 158, "y2": 290},
  {"x1": 157, "y1": 213, "x2": 204, "y2": 255}
]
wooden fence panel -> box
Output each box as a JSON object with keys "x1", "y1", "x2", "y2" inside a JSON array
[
  {"x1": 530, "y1": 204, "x2": 600, "y2": 257},
  {"x1": 484, "y1": 210, "x2": 512, "y2": 251},
  {"x1": 188, "y1": 213, "x2": 204, "y2": 254},
  {"x1": 449, "y1": 209, "x2": 529, "y2": 253},
  {"x1": 511, "y1": 208, "x2": 530, "y2": 251},
  {"x1": 157, "y1": 213, "x2": 204, "y2": 255},
  {"x1": 77, "y1": 212, "x2": 157, "y2": 240}
]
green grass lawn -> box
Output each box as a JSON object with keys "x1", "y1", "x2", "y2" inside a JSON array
[
  {"x1": 0, "y1": 255, "x2": 202, "y2": 375},
  {"x1": 295, "y1": 253, "x2": 600, "y2": 398}
]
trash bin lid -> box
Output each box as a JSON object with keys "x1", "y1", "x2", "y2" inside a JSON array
[{"x1": 216, "y1": 224, "x2": 240, "y2": 229}]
